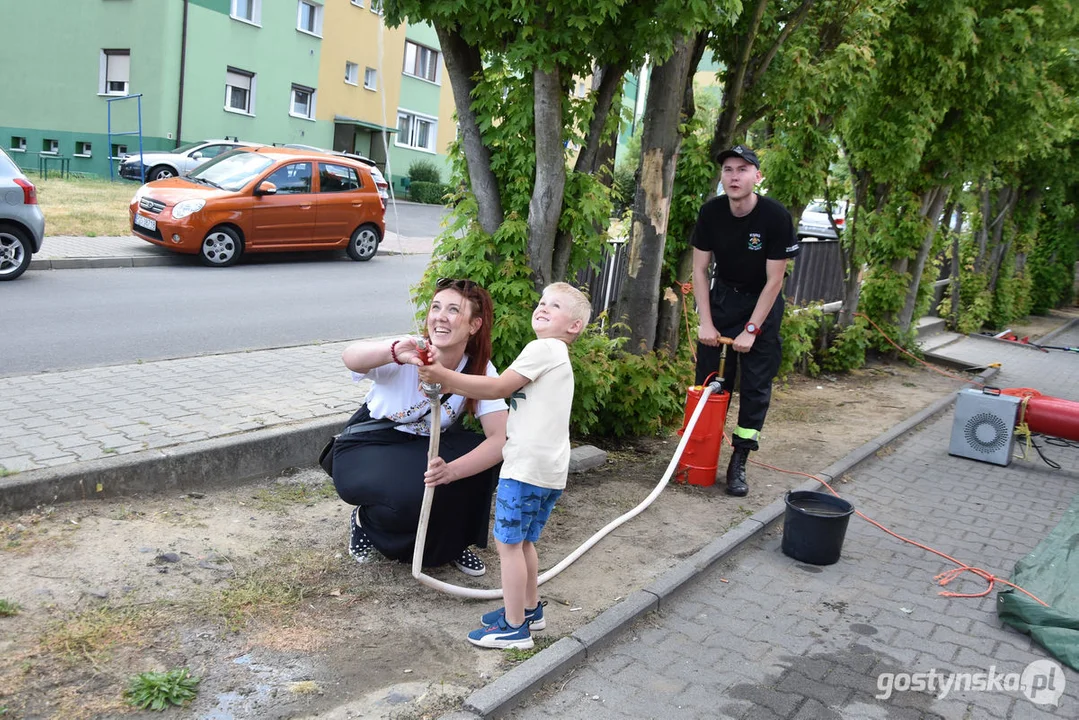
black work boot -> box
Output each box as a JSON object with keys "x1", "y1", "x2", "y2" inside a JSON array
[{"x1": 726, "y1": 447, "x2": 750, "y2": 497}]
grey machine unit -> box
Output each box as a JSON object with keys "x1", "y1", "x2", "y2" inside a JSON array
[{"x1": 948, "y1": 387, "x2": 1021, "y2": 466}]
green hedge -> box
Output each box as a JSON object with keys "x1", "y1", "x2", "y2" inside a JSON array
[{"x1": 409, "y1": 181, "x2": 450, "y2": 205}]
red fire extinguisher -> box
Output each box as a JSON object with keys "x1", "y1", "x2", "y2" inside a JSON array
[{"x1": 675, "y1": 340, "x2": 734, "y2": 487}]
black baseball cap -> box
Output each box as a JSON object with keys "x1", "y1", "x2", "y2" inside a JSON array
[{"x1": 716, "y1": 145, "x2": 760, "y2": 168}]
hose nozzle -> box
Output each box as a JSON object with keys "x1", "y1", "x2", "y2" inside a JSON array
[{"x1": 415, "y1": 338, "x2": 441, "y2": 397}]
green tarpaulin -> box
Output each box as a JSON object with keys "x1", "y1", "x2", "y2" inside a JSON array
[{"x1": 997, "y1": 491, "x2": 1079, "y2": 671}]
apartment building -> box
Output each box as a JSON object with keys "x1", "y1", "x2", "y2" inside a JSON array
[{"x1": 0, "y1": 0, "x2": 453, "y2": 188}]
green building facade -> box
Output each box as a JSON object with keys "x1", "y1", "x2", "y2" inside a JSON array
[{"x1": 1, "y1": 0, "x2": 450, "y2": 187}]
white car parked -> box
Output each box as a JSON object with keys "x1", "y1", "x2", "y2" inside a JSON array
[
  {"x1": 798, "y1": 199, "x2": 848, "y2": 240},
  {"x1": 119, "y1": 139, "x2": 262, "y2": 182}
]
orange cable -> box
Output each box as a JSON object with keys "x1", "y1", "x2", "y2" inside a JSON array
[
  {"x1": 854, "y1": 312, "x2": 987, "y2": 387},
  {"x1": 704, "y1": 312, "x2": 1048, "y2": 607}
]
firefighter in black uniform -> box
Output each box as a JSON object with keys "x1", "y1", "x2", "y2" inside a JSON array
[{"x1": 691, "y1": 145, "x2": 800, "y2": 496}]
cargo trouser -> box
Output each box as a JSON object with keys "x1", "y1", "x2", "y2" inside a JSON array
[{"x1": 694, "y1": 283, "x2": 784, "y2": 451}]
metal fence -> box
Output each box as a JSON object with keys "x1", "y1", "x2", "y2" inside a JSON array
[{"x1": 575, "y1": 236, "x2": 845, "y2": 321}]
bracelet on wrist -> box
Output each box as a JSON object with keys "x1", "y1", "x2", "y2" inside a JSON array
[{"x1": 390, "y1": 339, "x2": 403, "y2": 365}]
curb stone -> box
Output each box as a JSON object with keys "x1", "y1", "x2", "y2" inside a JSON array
[{"x1": 439, "y1": 372, "x2": 998, "y2": 719}]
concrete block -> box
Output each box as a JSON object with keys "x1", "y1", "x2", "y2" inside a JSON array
[
  {"x1": 571, "y1": 590, "x2": 657, "y2": 656},
  {"x1": 463, "y1": 636, "x2": 584, "y2": 718},
  {"x1": 569, "y1": 445, "x2": 607, "y2": 474},
  {"x1": 692, "y1": 517, "x2": 766, "y2": 572}
]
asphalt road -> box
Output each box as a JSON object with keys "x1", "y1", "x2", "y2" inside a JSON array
[
  {"x1": 3, "y1": 253, "x2": 429, "y2": 376},
  {"x1": 384, "y1": 199, "x2": 448, "y2": 238}
]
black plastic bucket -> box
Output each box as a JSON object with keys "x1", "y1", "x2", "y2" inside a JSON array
[{"x1": 781, "y1": 490, "x2": 855, "y2": 565}]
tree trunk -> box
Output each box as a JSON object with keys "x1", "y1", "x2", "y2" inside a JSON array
[
  {"x1": 434, "y1": 25, "x2": 503, "y2": 235},
  {"x1": 551, "y1": 62, "x2": 627, "y2": 282},
  {"x1": 527, "y1": 66, "x2": 567, "y2": 292},
  {"x1": 709, "y1": 0, "x2": 768, "y2": 175},
  {"x1": 836, "y1": 167, "x2": 870, "y2": 328},
  {"x1": 986, "y1": 186, "x2": 1018, "y2": 294},
  {"x1": 897, "y1": 186, "x2": 950, "y2": 333},
  {"x1": 655, "y1": 31, "x2": 711, "y2": 355},
  {"x1": 612, "y1": 35, "x2": 696, "y2": 353}
]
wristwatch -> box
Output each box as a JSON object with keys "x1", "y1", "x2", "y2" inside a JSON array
[{"x1": 745, "y1": 322, "x2": 762, "y2": 336}]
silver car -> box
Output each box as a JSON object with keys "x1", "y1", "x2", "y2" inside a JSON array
[
  {"x1": 0, "y1": 147, "x2": 45, "y2": 281},
  {"x1": 119, "y1": 139, "x2": 262, "y2": 182},
  {"x1": 797, "y1": 199, "x2": 847, "y2": 240}
]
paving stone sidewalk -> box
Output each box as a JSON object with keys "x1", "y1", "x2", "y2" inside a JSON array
[
  {"x1": 503, "y1": 326, "x2": 1079, "y2": 719},
  {"x1": 0, "y1": 342, "x2": 371, "y2": 474}
]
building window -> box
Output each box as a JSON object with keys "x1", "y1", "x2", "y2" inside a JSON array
[
  {"x1": 100, "y1": 49, "x2": 130, "y2": 95},
  {"x1": 296, "y1": 1, "x2": 323, "y2": 36},
  {"x1": 10, "y1": 136, "x2": 26, "y2": 152},
  {"x1": 111, "y1": 143, "x2": 129, "y2": 159},
  {"x1": 370, "y1": 0, "x2": 383, "y2": 14},
  {"x1": 225, "y1": 67, "x2": 256, "y2": 114},
  {"x1": 42, "y1": 139, "x2": 59, "y2": 155},
  {"x1": 364, "y1": 67, "x2": 377, "y2": 90},
  {"x1": 290, "y1": 84, "x2": 316, "y2": 119},
  {"x1": 396, "y1": 111, "x2": 436, "y2": 152},
  {"x1": 345, "y1": 62, "x2": 359, "y2": 86},
  {"x1": 350, "y1": 0, "x2": 362, "y2": 6},
  {"x1": 75, "y1": 141, "x2": 93, "y2": 157},
  {"x1": 403, "y1": 41, "x2": 439, "y2": 83},
  {"x1": 230, "y1": 0, "x2": 261, "y2": 24}
]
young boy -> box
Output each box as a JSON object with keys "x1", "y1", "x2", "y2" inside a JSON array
[{"x1": 416, "y1": 282, "x2": 591, "y2": 649}]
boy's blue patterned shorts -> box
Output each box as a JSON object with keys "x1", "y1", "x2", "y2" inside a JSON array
[{"x1": 492, "y1": 478, "x2": 562, "y2": 545}]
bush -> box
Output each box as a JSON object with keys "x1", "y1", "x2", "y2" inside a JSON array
[
  {"x1": 409, "y1": 181, "x2": 450, "y2": 205},
  {"x1": 407, "y1": 160, "x2": 441, "y2": 184}
]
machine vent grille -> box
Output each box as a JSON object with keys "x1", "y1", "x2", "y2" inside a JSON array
[{"x1": 964, "y1": 412, "x2": 1010, "y2": 454}]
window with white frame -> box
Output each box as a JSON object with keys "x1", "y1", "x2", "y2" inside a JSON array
[
  {"x1": 364, "y1": 67, "x2": 377, "y2": 90},
  {"x1": 345, "y1": 62, "x2": 359, "y2": 86},
  {"x1": 350, "y1": 0, "x2": 363, "y2": 6},
  {"x1": 297, "y1": 1, "x2": 323, "y2": 35},
  {"x1": 111, "y1": 144, "x2": 129, "y2": 159},
  {"x1": 42, "y1": 139, "x2": 59, "y2": 155},
  {"x1": 230, "y1": 0, "x2": 261, "y2": 24},
  {"x1": 396, "y1": 111, "x2": 436, "y2": 152},
  {"x1": 403, "y1": 41, "x2": 439, "y2": 83},
  {"x1": 75, "y1": 141, "x2": 92, "y2": 157},
  {"x1": 10, "y1": 136, "x2": 26, "y2": 152},
  {"x1": 290, "y1": 84, "x2": 316, "y2": 119},
  {"x1": 225, "y1": 67, "x2": 256, "y2": 114},
  {"x1": 370, "y1": 0, "x2": 383, "y2": 14},
  {"x1": 100, "y1": 49, "x2": 130, "y2": 95}
]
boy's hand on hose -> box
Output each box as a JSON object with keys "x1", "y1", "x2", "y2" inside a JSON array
[{"x1": 424, "y1": 457, "x2": 458, "y2": 487}]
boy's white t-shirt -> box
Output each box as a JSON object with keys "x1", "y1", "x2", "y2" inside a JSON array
[
  {"x1": 502, "y1": 337, "x2": 574, "y2": 490},
  {"x1": 355, "y1": 356, "x2": 507, "y2": 435}
]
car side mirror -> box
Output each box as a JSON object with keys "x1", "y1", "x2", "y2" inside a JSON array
[
  {"x1": 191, "y1": 151, "x2": 204, "y2": 160},
  {"x1": 255, "y1": 181, "x2": 278, "y2": 196}
]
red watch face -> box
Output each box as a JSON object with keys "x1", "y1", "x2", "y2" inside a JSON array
[{"x1": 746, "y1": 323, "x2": 760, "y2": 335}]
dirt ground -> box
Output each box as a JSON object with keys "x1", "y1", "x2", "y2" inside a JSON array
[{"x1": 0, "y1": 314, "x2": 1072, "y2": 719}]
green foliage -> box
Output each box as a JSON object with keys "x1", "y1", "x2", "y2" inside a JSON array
[
  {"x1": 407, "y1": 160, "x2": 442, "y2": 184},
  {"x1": 0, "y1": 599, "x2": 20, "y2": 617},
  {"x1": 820, "y1": 317, "x2": 871, "y2": 374},
  {"x1": 409, "y1": 181, "x2": 450, "y2": 205},
  {"x1": 124, "y1": 668, "x2": 200, "y2": 711},
  {"x1": 611, "y1": 166, "x2": 635, "y2": 214},
  {"x1": 778, "y1": 304, "x2": 822, "y2": 378}
]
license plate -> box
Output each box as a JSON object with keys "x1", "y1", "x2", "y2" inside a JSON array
[{"x1": 134, "y1": 214, "x2": 157, "y2": 231}]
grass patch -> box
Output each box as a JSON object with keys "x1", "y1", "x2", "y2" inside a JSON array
[
  {"x1": 38, "y1": 604, "x2": 160, "y2": 666},
  {"x1": 215, "y1": 548, "x2": 336, "y2": 630},
  {"x1": 124, "y1": 668, "x2": 200, "y2": 711},
  {"x1": 250, "y1": 480, "x2": 338, "y2": 512},
  {"x1": 34, "y1": 176, "x2": 135, "y2": 237},
  {"x1": 0, "y1": 599, "x2": 21, "y2": 616},
  {"x1": 503, "y1": 635, "x2": 556, "y2": 663},
  {"x1": 0, "y1": 466, "x2": 17, "y2": 478}
]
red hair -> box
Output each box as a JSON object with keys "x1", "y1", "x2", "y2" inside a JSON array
[{"x1": 427, "y1": 281, "x2": 494, "y2": 416}]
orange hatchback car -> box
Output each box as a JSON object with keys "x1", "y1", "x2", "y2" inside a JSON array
[{"x1": 129, "y1": 146, "x2": 385, "y2": 267}]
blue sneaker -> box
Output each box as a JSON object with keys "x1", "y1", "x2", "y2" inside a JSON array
[
  {"x1": 479, "y1": 601, "x2": 547, "y2": 631},
  {"x1": 467, "y1": 615, "x2": 533, "y2": 649}
]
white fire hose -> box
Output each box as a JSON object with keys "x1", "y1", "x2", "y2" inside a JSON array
[{"x1": 409, "y1": 373, "x2": 727, "y2": 600}]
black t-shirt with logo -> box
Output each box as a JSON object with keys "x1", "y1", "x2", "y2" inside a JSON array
[{"x1": 690, "y1": 194, "x2": 800, "y2": 298}]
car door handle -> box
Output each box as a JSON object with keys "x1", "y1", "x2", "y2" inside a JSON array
[
  {"x1": 352, "y1": 202, "x2": 364, "y2": 207},
  {"x1": 300, "y1": 204, "x2": 312, "y2": 210}
]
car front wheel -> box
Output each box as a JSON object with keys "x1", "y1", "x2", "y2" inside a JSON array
[
  {"x1": 347, "y1": 224, "x2": 381, "y2": 262},
  {"x1": 0, "y1": 224, "x2": 32, "y2": 281},
  {"x1": 149, "y1": 165, "x2": 176, "y2": 181},
  {"x1": 199, "y1": 226, "x2": 243, "y2": 267}
]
